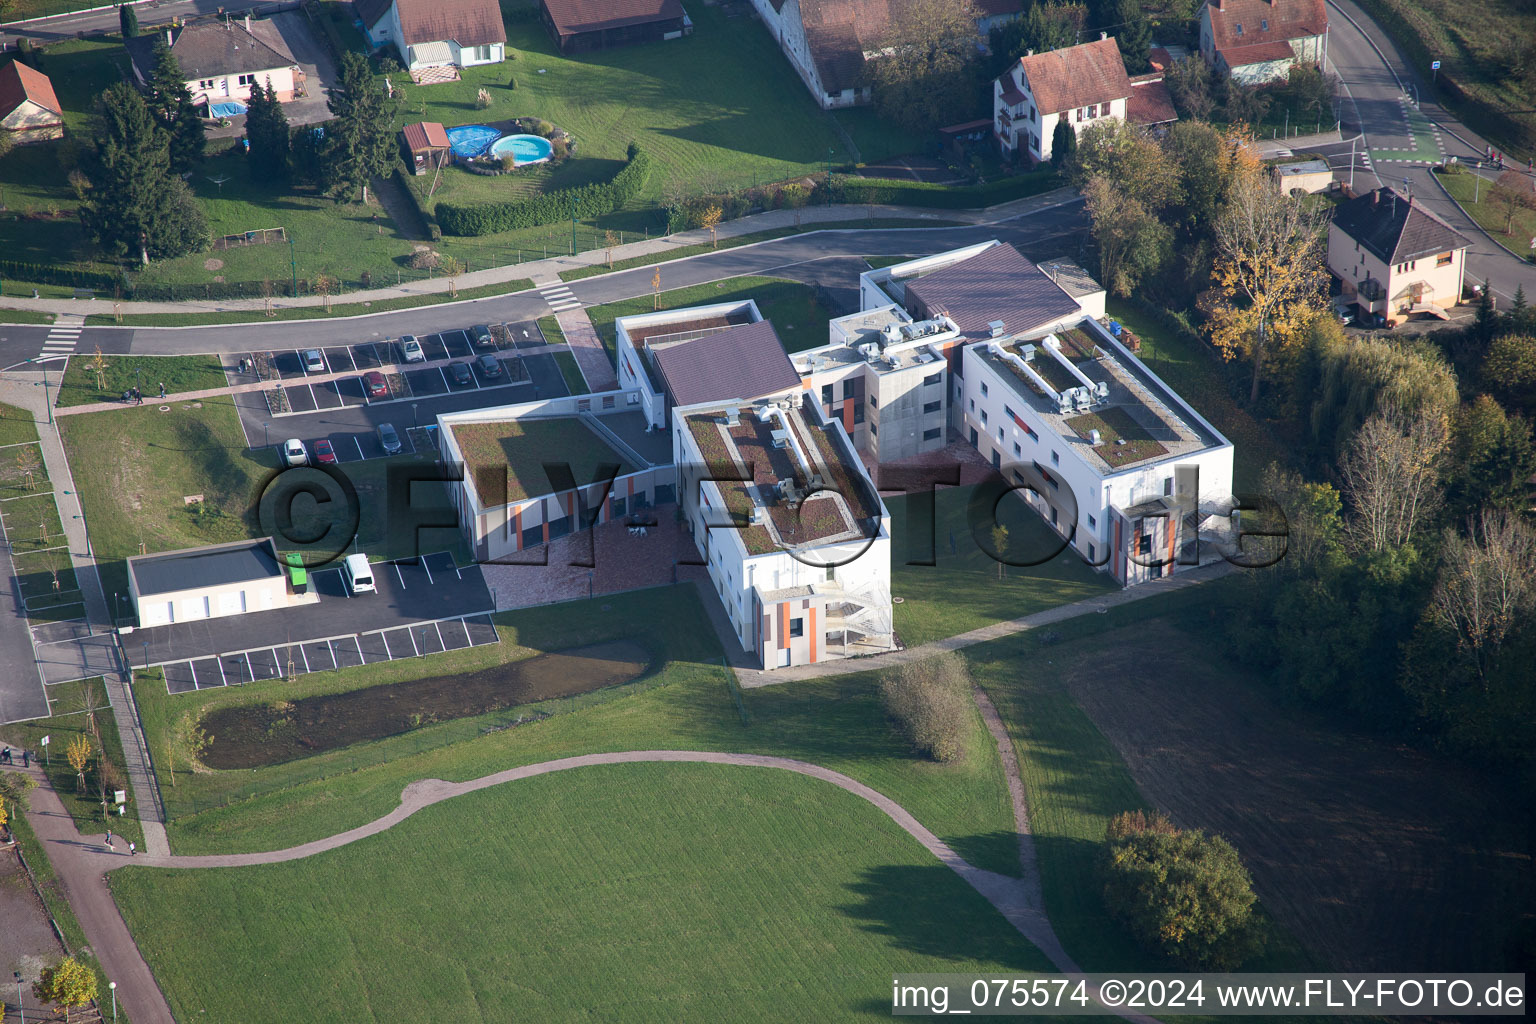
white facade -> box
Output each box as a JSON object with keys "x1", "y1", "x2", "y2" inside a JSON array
[
  {"x1": 746, "y1": 0, "x2": 866, "y2": 109},
  {"x1": 995, "y1": 60, "x2": 1128, "y2": 162},
  {"x1": 1327, "y1": 222, "x2": 1466, "y2": 326},
  {"x1": 365, "y1": 2, "x2": 506, "y2": 69}
]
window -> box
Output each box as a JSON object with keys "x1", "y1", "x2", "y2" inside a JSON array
[
  {"x1": 923, "y1": 400, "x2": 941, "y2": 414},
  {"x1": 1088, "y1": 514, "x2": 1097, "y2": 529},
  {"x1": 198, "y1": 79, "x2": 215, "y2": 89},
  {"x1": 789, "y1": 617, "x2": 804, "y2": 638},
  {"x1": 969, "y1": 398, "x2": 975, "y2": 412},
  {"x1": 826, "y1": 566, "x2": 836, "y2": 582},
  {"x1": 1088, "y1": 543, "x2": 1095, "y2": 561},
  {"x1": 1164, "y1": 477, "x2": 1174, "y2": 496},
  {"x1": 474, "y1": 44, "x2": 492, "y2": 61},
  {"x1": 923, "y1": 372, "x2": 942, "y2": 386},
  {"x1": 843, "y1": 380, "x2": 856, "y2": 399},
  {"x1": 923, "y1": 427, "x2": 942, "y2": 441},
  {"x1": 821, "y1": 383, "x2": 833, "y2": 405},
  {"x1": 980, "y1": 409, "x2": 989, "y2": 425},
  {"x1": 1261, "y1": 18, "x2": 1268, "y2": 30},
  {"x1": 1004, "y1": 405, "x2": 1016, "y2": 420},
  {"x1": 601, "y1": 395, "x2": 615, "y2": 409},
  {"x1": 1236, "y1": 23, "x2": 1244, "y2": 36},
  {"x1": 981, "y1": 382, "x2": 989, "y2": 397},
  {"x1": 1022, "y1": 421, "x2": 1038, "y2": 441},
  {"x1": 1051, "y1": 450, "x2": 1059, "y2": 466},
  {"x1": 992, "y1": 449, "x2": 1001, "y2": 469},
  {"x1": 1013, "y1": 441, "x2": 1022, "y2": 457},
  {"x1": 997, "y1": 427, "x2": 1005, "y2": 442},
  {"x1": 1437, "y1": 251, "x2": 1453, "y2": 267},
  {"x1": 237, "y1": 74, "x2": 255, "y2": 86},
  {"x1": 868, "y1": 394, "x2": 878, "y2": 408},
  {"x1": 853, "y1": 403, "x2": 864, "y2": 424},
  {"x1": 869, "y1": 421, "x2": 878, "y2": 435}
]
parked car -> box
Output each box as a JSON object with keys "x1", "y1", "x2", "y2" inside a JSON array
[
  {"x1": 377, "y1": 422, "x2": 402, "y2": 455},
  {"x1": 363, "y1": 370, "x2": 388, "y2": 398},
  {"x1": 303, "y1": 349, "x2": 326, "y2": 373},
  {"x1": 470, "y1": 324, "x2": 495, "y2": 347},
  {"x1": 399, "y1": 336, "x2": 425, "y2": 363},
  {"x1": 282, "y1": 438, "x2": 308, "y2": 466},
  {"x1": 342, "y1": 553, "x2": 375, "y2": 595},
  {"x1": 450, "y1": 361, "x2": 474, "y2": 386},
  {"x1": 477, "y1": 353, "x2": 504, "y2": 379},
  {"x1": 313, "y1": 439, "x2": 337, "y2": 465}
]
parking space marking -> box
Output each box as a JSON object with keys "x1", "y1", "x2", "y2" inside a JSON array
[
  {"x1": 218, "y1": 657, "x2": 229, "y2": 685},
  {"x1": 434, "y1": 620, "x2": 446, "y2": 650},
  {"x1": 422, "y1": 558, "x2": 434, "y2": 585},
  {"x1": 354, "y1": 437, "x2": 365, "y2": 461}
]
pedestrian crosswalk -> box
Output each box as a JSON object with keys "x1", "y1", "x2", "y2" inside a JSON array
[
  {"x1": 539, "y1": 282, "x2": 582, "y2": 312},
  {"x1": 38, "y1": 317, "x2": 84, "y2": 358}
]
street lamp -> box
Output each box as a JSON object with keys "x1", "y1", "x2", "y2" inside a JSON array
[
  {"x1": 62, "y1": 491, "x2": 89, "y2": 557},
  {"x1": 142, "y1": 640, "x2": 150, "y2": 669},
  {"x1": 26, "y1": 358, "x2": 52, "y2": 425},
  {"x1": 15, "y1": 970, "x2": 23, "y2": 1024},
  {"x1": 109, "y1": 980, "x2": 117, "y2": 1023},
  {"x1": 412, "y1": 402, "x2": 419, "y2": 428},
  {"x1": 263, "y1": 421, "x2": 271, "y2": 447}
]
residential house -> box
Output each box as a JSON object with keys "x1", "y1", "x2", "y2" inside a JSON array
[
  {"x1": 357, "y1": 0, "x2": 506, "y2": 71},
  {"x1": 1197, "y1": 0, "x2": 1328, "y2": 85},
  {"x1": 995, "y1": 36, "x2": 1174, "y2": 164},
  {"x1": 126, "y1": 17, "x2": 301, "y2": 107},
  {"x1": 539, "y1": 0, "x2": 692, "y2": 54},
  {"x1": 748, "y1": 0, "x2": 1021, "y2": 110},
  {"x1": 0, "y1": 60, "x2": 64, "y2": 144},
  {"x1": 1329, "y1": 186, "x2": 1470, "y2": 325}
]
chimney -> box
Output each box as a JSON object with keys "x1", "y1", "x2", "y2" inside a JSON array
[
  {"x1": 245, "y1": 13, "x2": 251, "y2": 33},
  {"x1": 1026, "y1": 48, "x2": 1034, "y2": 57},
  {"x1": 166, "y1": 28, "x2": 173, "y2": 46},
  {"x1": 1370, "y1": 189, "x2": 1378, "y2": 206},
  {"x1": 1100, "y1": 30, "x2": 1108, "y2": 41}
]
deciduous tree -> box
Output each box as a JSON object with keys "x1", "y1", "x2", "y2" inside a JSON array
[
  {"x1": 1489, "y1": 170, "x2": 1536, "y2": 235},
  {"x1": 1430, "y1": 510, "x2": 1536, "y2": 687},
  {"x1": 1337, "y1": 404, "x2": 1449, "y2": 554},
  {"x1": 66, "y1": 735, "x2": 92, "y2": 792},
  {"x1": 33, "y1": 957, "x2": 97, "y2": 1023},
  {"x1": 1083, "y1": 174, "x2": 1171, "y2": 297},
  {"x1": 1481, "y1": 333, "x2": 1536, "y2": 413},
  {"x1": 1206, "y1": 164, "x2": 1326, "y2": 402},
  {"x1": 1164, "y1": 56, "x2": 1214, "y2": 120},
  {"x1": 879, "y1": 651, "x2": 972, "y2": 762},
  {"x1": 322, "y1": 51, "x2": 398, "y2": 202},
  {"x1": 1071, "y1": 118, "x2": 1181, "y2": 211},
  {"x1": 868, "y1": 0, "x2": 983, "y2": 133}
]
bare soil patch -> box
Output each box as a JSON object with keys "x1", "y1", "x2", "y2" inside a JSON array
[
  {"x1": 200, "y1": 642, "x2": 650, "y2": 769},
  {"x1": 1058, "y1": 617, "x2": 1533, "y2": 972},
  {"x1": 0, "y1": 845, "x2": 67, "y2": 980}
]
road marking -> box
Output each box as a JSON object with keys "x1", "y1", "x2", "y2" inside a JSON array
[
  {"x1": 218, "y1": 657, "x2": 229, "y2": 686},
  {"x1": 354, "y1": 436, "x2": 365, "y2": 461},
  {"x1": 409, "y1": 628, "x2": 420, "y2": 656},
  {"x1": 434, "y1": 620, "x2": 446, "y2": 651},
  {"x1": 244, "y1": 651, "x2": 255, "y2": 682},
  {"x1": 421, "y1": 558, "x2": 434, "y2": 585},
  {"x1": 354, "y1": 635, "x2": 365, "y2": 664},
  {"x1": 394, "y1": 562, "x2": 406, "y2": 589},
  {"x1": 540, "y1": 284, "x2": 582, "y2": 312}
]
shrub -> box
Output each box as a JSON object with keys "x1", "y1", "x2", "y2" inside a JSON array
[
  {"x1": 508, "y1": 75, "x2": 517, "y2": 90},
  {"x1": 475, "y1": 88, "x2": 493, "y2": 110},
  {"x1": 408, "y1": 248, "x2": 443, "y2": 270},
  {"x1": 550, "y1": 136, "x2": 568, "y2": 161},
  {"x1": 1102, "y1": 811, "x2": 1261, "y2": 969},
  {"x1": 824, "y1": 169, "x2": 1060, "y2": 209},
  {"x1": 498, "y1": 154, "x2": 516, "y2": 171},
  {"x1": 437, "y1": 143, "x2": 652, "y2": 235},
  {"x1": 878, "y1": 651, "x2": 972, "y2": 762},
  {"x1": 534, "y1": 119, "x2": 555, "y2": 138}
]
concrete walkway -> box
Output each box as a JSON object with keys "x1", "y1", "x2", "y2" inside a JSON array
[
  {"x1": 553, "y1": 308, "x2": 619, "y2": 392},
  {"x1": 13, "y1": 750, "x2": 1153, "y2": 1024},
  {"x1": 0, "y1": 189, "x2": 1081, "y2": 319},
  {"x1": 735, "y1": 559, "x2": 1234, "y2": 688}
]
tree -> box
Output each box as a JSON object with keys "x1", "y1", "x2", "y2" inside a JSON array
[
  {"x1": 33, "y1": 957, "x2": 98, "y2": 1023},
  {"x1": 1473, "y1": 279, "x2": 1498, "y2": 345},
  {"x1": 1083, "y1": 173, "x2": 1171, "y2": 296},
  {"x1": 322, "y1": 51, "x2": 398, "y2": 202},
  {"x1": 78, "y1": 82, "x2": 208, "y2": 261},
  {"x1": 244, "y1": 79, "x2": 290, "y2": 179},
  {"x1": 165, "y1": 710, "x2": 210, "y2": 787},
  {"x1": 1205, "y1": 164, "x2": 1326, "y2": 402},
  {"x1": 1482, "y1": 333, "x2": 1536, "y2": 413},
  {"x1": 1165, "y1": 56, "x2": 1214, "y2": 120},
  {"x1": 1446, "y1": 395, "x2": 1536, "y2": 514},
  {"x1": 879, "y1": 651, "x2": 972, "y2": 762},
  {"x1": 1430, "y1": 510, "x2": 1536, "y2": 687},
  {"x1": 65, "y1": 735, "x2": 92, "y2": 792},
  {"x1": 698, "y1": 203, "x2": 723, "y2": 248},
  {"x1": 1163, "y1": 121, "x2": 1243, "y2": 236},
  {"x1": 868, "y1": 0, "x2": 983, "y2": 133},
  {"x1": 1489, "y1": 171, "x2": 1536, "y2": 234},
  {"x1": 0, "y1": 128, "x2": 16, "y2": 161},
  {"x1": 990, "y1": 522, "x2": 1009, "y2": 579},
  {"x1": 1257, "y1": 463, "x2": 1344, "y2": 570},
  {"x1": 1337, "y1": 404, "x2": 1449, "y2": 554},
  {"x1": 1050, "y1": 117, "x2": 1076, "y2": 170},
  {"x1": 0, "y1": 770, "x2": 37, "y2": 810},
  {"x1": 15, "y1": 444, "x2": 40, "y2": 491},
  {"x1": 119, "y1": 3, "x2": 139, "y2": 38},
  {"x1": 86, "y1": 345, "x2": 110, "y2": 390},
  {"x1": 1223, "y1": 82, "x2": 1271, "y2": 126},
  {"x1": 148, "y1": 42, "x2": 205, "y2": 173},
  {"x1": 1283, "y1": 63, "x2": 1338, "y2": 119},
  {"x1": 1114, "y1": 0, "x2": 1153, "y2": 73},
  {"x1": 1071, "y1": 118, "x2": 1181, "y2": 211},
  {"x1": 1102, "y1": 811, "x2": 1260, "y2": 969}
]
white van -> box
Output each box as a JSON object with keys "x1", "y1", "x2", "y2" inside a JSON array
[{"x1": 342, "y1": 553, "x2": 375, "y2": 595}]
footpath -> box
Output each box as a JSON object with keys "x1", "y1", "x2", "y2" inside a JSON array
[{"x1": 0, "y1": 190, "x2": 1082, "y2": 320}]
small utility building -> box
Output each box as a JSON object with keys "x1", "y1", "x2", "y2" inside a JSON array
[
  {"x1": 402, "y1": 121, "x2": 451, "y2": 173},
  {"x1": 539, "y1": 0, "x2": 692, "y2": 54},
  {"x1": 128, "y1": 538, "x2": 288, "y2": 627}
]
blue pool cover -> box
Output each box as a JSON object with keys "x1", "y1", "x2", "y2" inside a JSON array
[
  {"x1": 209, "y1": 101, "x2": 247, "y2": 118},
  {"x1": 446, "y1": 124, "x2": 502, "y2": 159}
]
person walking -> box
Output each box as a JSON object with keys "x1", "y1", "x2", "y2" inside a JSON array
[
  {"x1": 159, "y1": 382, "x2": 166, "y2": 399},
  {"x1": 105, "y1": 829, "x2": 114, "y2": 848},
  {"x1": 21, "y1": 749, "x2": 29, "y2": 768},
  {"x1": 128, "y1": 841, "x2": 136, "y2": 856}
]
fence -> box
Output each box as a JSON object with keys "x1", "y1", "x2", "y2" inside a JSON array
[{"x1": 211, "y1": 227, "x2": 287, "y2": 250}]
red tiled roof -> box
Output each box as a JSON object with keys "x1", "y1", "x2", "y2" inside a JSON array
[
  {"x1": 998, "y1": 77, "x2": 1027, "y2": 107},
  {"x1": 1013, "y1": 37, "x2": 1131, "y2": 116},
  {"x1": 393, "y1": 0, "x2": 506, "y2": 47},
  {"x1": 403, "y1": 121, "x2": 450, "y2": 151},
  {"x1": 540, "y1": 0, "x2": 685, "y2": 37},
  {"x1": 1148, "y1": 46, "x2": 1172, "y2": 70},
  {"x1": 1206, "y1": 0, "x2": 1326, "y2": 67},
  {"x1": 1218, "y1": 39, "x2": 1296, "y2": 66},
  {"x1": 971, "y1": 0, "x2": 1023, "y2": 16},
  {"x1": 0, "y1": 60, "x2": 61, "y2": 119},
  {"x1": 1127, "y1": 76, "x2": 1177, "y2": 125}
]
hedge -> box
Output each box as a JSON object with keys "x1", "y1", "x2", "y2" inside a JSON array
[
  {"x1": 0, "y1": 260, "x2": 121, "y2": 293},
  {"x1": 392, "y1": 159, "x2": 442, "y2": 240},
  {"x1": 826, "y1": 169, "x2": 1061, "y2": 209},
  {"x1": 437, "y1": 143, "x2": 653, "y2": 236}
]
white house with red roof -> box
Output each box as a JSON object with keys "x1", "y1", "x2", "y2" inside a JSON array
[
  {"x1": 994, "y1": 35, "x2": 1175, "y2": 163},
  {"x1": 0, "y1": 60, "x2": 64, "y2": 144},
  {"x1": 357, "y1": 0, "x2": 506, "y2": 71},
  {"x1": 1197, "y1": 0, "x2": 1328, "y2": 85}
]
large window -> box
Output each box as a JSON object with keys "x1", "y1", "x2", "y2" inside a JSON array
[
  {"x1": 789, "y1": 617, "x2": 804, "y2": 638},
  {"x1": 923, "y1": 427, "x2": 941, "y2": 441},
  {"x1": 237, "y1": 74, "x2": 255, "y2": 86},
  {"x1": 923, "y1": 400, "x2": 941, "y2": 414},
  {"x1": 923, "y1": 372, "x2": 942, "y2": 386}
]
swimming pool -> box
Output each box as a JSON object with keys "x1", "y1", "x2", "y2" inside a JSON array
[
  {"x1": 445, "y1": 124, "x2": 502, "y2": 159},
  {"x1": 489, "y1": 134, "x2": 554, "y2": 165}
]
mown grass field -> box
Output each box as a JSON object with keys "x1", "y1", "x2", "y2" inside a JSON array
[
  {"x1": 140, "y1": 585, "x2": 1020, "y2": 878},
  {"x1": 1435, "y1": 168, "x2": 1536, "y2": 257},
  {"x1": 112, "y1": 761, "x2": 1049, "y2": 1024},
  {"x1": 585, "y1": 275, "x2": 838, "y2": 357},
  {"x1": 56, "y1": 353, "x2": 228, "y2": 407},
  {"x1": 0, "y1": 400, "x2": 41, "y2": 446}
]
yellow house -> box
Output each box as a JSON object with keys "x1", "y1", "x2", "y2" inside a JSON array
[{"x1": 1328, "y1": 187, "x2": 1470, "y2": 326}]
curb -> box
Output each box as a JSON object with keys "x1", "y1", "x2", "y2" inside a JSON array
[{"x1": 1426, "y1": 170, "x2": 1536, "y2": 271}]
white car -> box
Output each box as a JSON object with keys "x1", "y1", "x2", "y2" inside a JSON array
[
  {"x1": 282, "y1": 438, "x2": 308, "y2": 466},
  {"x1": 303, "y1": 349, "x2": 326, "y2": 373},
  {"x1": 400, "y1": 336, "x2": 425, "y2": 363}
]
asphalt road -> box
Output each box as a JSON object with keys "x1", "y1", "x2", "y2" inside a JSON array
[
  {"x1": 1, "y1": 0, "x2": 283, "y2": 43},
  {"x1": 0, "y1": 206, "x2": 1090, "y2": 366}
]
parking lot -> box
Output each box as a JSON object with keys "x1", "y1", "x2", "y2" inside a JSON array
[
  {"x1": 232, "y1": 321, "x2": 580, "y2": 463},
  {"x1": 123, "y1": 552, "x2": 498, "y2": 692}
]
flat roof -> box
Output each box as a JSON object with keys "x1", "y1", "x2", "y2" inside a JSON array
[
  {"x1": 1035, "y1": 257, "x2": 1104, "y2": 301},
  {"x1": 650, "y1": 321, "x2": 802, "y2": 408},
  {"x1": 977, "y1": 319, "x2": 1223, "y2": 474},
  {"x1": 685, "y1": 403, "x2": 882, "y2": 557},
  {"x1": 451, "y1": 416, "x2": 638, "y2": 507},
  {"x1": 901, "y1": 242, "x2": 1083, "y2": 341},
  {"x1": 129, "y1": 538, "x2": 282, "y2": 597}
]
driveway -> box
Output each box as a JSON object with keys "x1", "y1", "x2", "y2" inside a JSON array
[{"x1": 268, "y1": 10, "x2": 337, "y2": 128}]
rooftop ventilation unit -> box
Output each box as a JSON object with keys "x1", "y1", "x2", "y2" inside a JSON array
[
  {"x1": 858, "y1": 343, "x2": 880, "y2": 361},
  {"x1": 724, "y1": 408, "x2": 740, "y2": 427},
  {"x1": 989, "y1": 342, "x2": 1060, "y2": 407},
  {"x1": 1021, "y1": 343, "x2": 1037, "y2": 362},
  {"x1": 1094, "y1": 380, "x2": 1110, "y2": 400},
  {"x1": 881, "y1": 324, "x2": 903, "y2": 347},
  {"x1": 1089, "y1": 429, "x2": 1102, "y2": 446},
  {"x1": 755, "y1": 404, "x2": 776, "y2": 423},
  {"x1": 750, "y1": 503, "x2": 765, "y2": 524},
  {"x1": 770, "y1": 428, "x2": 790, "y2": 450},
  {"x1": 989, "y1": 320, "x2": 1007, "y2": 338}
]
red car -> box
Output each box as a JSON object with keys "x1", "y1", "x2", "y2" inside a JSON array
[
  {"x1": 313, "y1": 439, "x2": 337, "y2": 465},
  {"x1": 363, "y1": 370, "x2": 388, "y2": 398}
]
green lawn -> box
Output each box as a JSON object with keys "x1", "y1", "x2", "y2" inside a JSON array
[
  {"x1": 0, "y1": 308, "x2": 57, "y2": 325},
  {"x1": 1435, "y1": 168, "x2": 1536, "y2": 258},
  {"x1": 113, "y1": 762, "x2": 1048, "y2": 1024},
  {"x1": 585, "y1": 275, "x2": 838, "y2": 360},
  {"x1": 553, "y1": 349, "x2": 590, "y2": 394},
  {"x1": 887, "y1": 484, "x2": 1115, "y2": 649},
  {"x1": 536, "y1": 314, "x2": 567, "y2": 344},
  {"x1": 0, "y1": 401, "x2": 41, "y2": 446},
  {"x1": 0, "y1": 490, "x2": 66, "y2": 554},
  {"x1": 57, "y1": 354, "x2": 228, "y2": 407},
  {"x1": 142, "y1": 585, "x2": 1020, "y2": 878}
]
